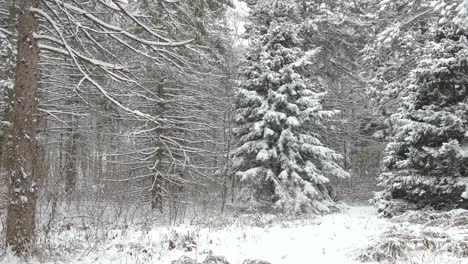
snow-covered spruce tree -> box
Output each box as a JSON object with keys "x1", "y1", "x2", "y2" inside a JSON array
[
  {"x1": 233, "y1": 0, "x2": 349, "y2": 214},
  {"x1": 375, "y1": 23, "x2": 468, "y2": 216}
]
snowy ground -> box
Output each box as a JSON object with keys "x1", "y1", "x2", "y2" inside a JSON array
[
  {"x1": 1, "y1": 206, "x2": 387, "y2": 264},
  {"x1": 1, "y1": 205, "x2": 467, "y2": 264},
  {"x1": 151, "y1": 206, "x2": 388, "y2": 264}
]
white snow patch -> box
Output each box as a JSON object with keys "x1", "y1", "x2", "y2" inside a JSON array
[
  {"x1": 461, "y1": 143, "x2": 468, "y2": 157},
  {"x1": 462, "y1": 190, "x2": 468, "y2": 199},
  {"x1": 157, "y1": 206, "x2": 388, "y2": 264},
  {"x1": 256, "y1": 149, "x2": 269, "y2": 161},
  {"x1": 19, "y1": 195, "x2": 28, "y2": 204}
]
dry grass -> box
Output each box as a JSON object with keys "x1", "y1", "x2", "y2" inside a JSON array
[{"x1": 357, "y1": 209, "x2": 468, "y2": 263}]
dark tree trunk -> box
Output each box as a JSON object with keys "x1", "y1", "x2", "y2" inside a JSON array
[
  {"x1": 5, "y1": 0, "x2": 40, "y2": 254},
  {"x1": 65, "y1": 118, "x2": 78, "y2": 196},
  {"x1": 151, "y1": 79, "x2": 165, "y2": 212}
]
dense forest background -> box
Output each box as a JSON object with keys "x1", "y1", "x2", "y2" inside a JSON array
[{"x1": 0, "y1": 0, "x2": 467, "y2": 262}]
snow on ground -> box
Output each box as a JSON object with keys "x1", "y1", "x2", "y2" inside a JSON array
[
  {"x1": 169, "y1": 206, "x2": 387, "y2": 264},
  {"x1": 358, "y1": 208, "x2": 468, "y2": 264},
  {"x1": 1, "y1": 205, "x2": 390, "y2": 264},
  {"x1": 4, "y1": 205, "x2": 467, "y2": 264}
]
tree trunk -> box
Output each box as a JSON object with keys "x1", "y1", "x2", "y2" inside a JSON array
[
  {"x1": 151, "y1": 79, "x2": 165, "y2": 212},
  {"x1": 65, "y1": 117, "x2": 78, "y2": 196},
  {"x1": 5, "y1": 0, "x2": 40, "y2": 254}
]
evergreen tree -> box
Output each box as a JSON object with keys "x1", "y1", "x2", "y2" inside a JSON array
[
  {"x1": 233, "y1": 0, "x2": 349, "y2": 214},
  {"x1": 362, "y1": 0, "x2": 443, "y2": 142},
  {"x1": 375, "y1": 21, "x2": 468, "y2": 216}
]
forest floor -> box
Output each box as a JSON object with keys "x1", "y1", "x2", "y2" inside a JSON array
[{"x1": 1, "y1": 203, "x2": 468, "y2": 264}]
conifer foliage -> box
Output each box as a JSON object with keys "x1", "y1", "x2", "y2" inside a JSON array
[
  {"x1": 376, "y1": 21, "x2": 468, "y2": 215},
  {"x1": 233, "y1": 0, "x2": 349, "y2": 214}
]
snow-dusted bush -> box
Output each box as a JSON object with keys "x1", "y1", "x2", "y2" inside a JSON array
[
  {"x1": 242, "y1": 260, "x2": 271, "y2": 264},
  {"x1": 202, "y1": 255, "x2": 230, "y2": 264},
  {"x1": 358, "y1": 209, "x2": 468, "y2": 263},
  {"x1": 163, "y1": 229, "x2": 199, "y2": 252},
  {"x1": 171, "y1": 256, "x2": 198, "y2": 264}
]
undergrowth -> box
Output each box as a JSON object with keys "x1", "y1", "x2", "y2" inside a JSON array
[{"x1": 357, "y1": 209, "x2": 468, "y2": 263}]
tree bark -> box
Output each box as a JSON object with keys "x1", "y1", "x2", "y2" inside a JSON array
[
  {"x1": 65, "y1": 117, "x2": 78, "y2": 196},
  {"x1": 151, "y1": 79, "x2": 165, "y2": 212},
  {"x1": 5, "y1": 0, "x2": 40, "y2": 254}
]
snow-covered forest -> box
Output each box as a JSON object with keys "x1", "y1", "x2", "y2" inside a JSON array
[{"x1": 0, "y1": 0, "x2": 467, "y2": 263}]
